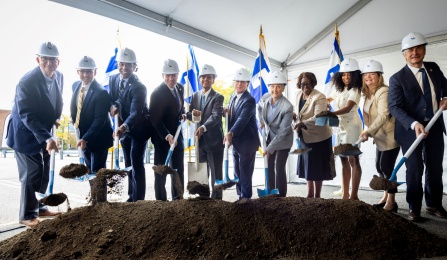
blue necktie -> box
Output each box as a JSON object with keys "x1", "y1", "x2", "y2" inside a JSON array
[
  {"x1": 419, "y1": 68, "x2": 434, "y2": 119},
  {"x1": 200, "y1": 94, "x2": 206, "y2": 111}
]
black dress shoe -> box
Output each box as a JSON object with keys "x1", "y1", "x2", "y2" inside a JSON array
[
  {"x1": 426, "y1": 206, "x2": 447, "y2": 219},
  {"x1": 408, "y1": 211, "x2": 422, "y2": 222},
  {"x1": 384, "y1": 203, "x2": 398, "y2": 213},
  {"x1": 372, "y1": 202, "x2": 386, "y2": 208}
]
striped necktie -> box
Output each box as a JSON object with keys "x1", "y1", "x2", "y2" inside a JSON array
[
  {"x1": 419, "y1": 68, "x2": 434, "y2": 119},
  {"x1": 119, "y1": 80, "x2": 125, "y2": 99},
  {"x1": 74, "y1": 86, "x2": 85, "y2": 128}
]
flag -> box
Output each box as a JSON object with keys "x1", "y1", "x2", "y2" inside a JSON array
[
  {"x1": 180, "y1": 45, "x2": 202, "y2": 104},
  {"x1": 101, "y1": 47, "x2": 119, "y2": 93},
  {"x1": 324, "y1": 24, "x2": 343, "y2": 98},
  {"x1": 248, "y1": 26, "x2": 270, "y2": 104},
  {"x1": 179, "y1": 45, "x2": 202, "y2": 153}
]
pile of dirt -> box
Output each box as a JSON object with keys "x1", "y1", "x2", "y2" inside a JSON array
[{"x1": 1, "y1": 197, "x2": 446, "y2": 259}]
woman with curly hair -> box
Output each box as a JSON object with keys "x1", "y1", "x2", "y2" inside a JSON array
[{"x1": 328, "y1": 58, "x2": 363, "y2": 200}]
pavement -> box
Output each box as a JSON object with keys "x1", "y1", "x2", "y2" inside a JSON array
[{"x1": 1, "y1": 151, "x2": 447, "y2": 243}]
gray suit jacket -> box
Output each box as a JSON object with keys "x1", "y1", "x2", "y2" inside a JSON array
[
  {"x1": 261, "y1": 96, "x2": 293, "y2": 153},
  {"x1": 186, "y1": 89, "x2": 224, "y2": 151}
]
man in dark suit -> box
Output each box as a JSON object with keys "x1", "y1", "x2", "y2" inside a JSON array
[
  {"x1": 109, "y1": 48, "x2": 152, "y2": 202},
  {"x1": 150, "y1": 59, "x2": 185, "y2": 201},
  {"x1": 389, "y1": 32, "x2": 447, "y2": 222},
  {"x1": 70, "y1": 56, "x2": 113, "y2": 203},
  {"x1": 225, "y1": 68, "x2": 260, "y2": 200},
  {"x1": 7, "y1": 42, "x2": 63, "y2": 227},
  {"x1": 186, "y1": 64, "x2": 224, "y2": 199}
]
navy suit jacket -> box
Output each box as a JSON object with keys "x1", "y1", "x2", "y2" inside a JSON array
[
  {"x1": 228, "y1": 90, "x2": 260, "y2": 154},
  {"x1": 109, "y1": 73, "x2": 152, "y2": 141},
  {"x1": 7, "y1": 66, "x2": 63, "y2": 155},
  {"x1": 149, "y1": 82, "x2": 185, "y2": 146},
  {"x1": 186, "y1": 89, "x2": 224, "y2": 151},
  {"x1": 70, "y1": 79, "x2": 113, "y2": 152},
  {"x1": 389, "y1": 61, "x2": 447, "y2": 145}
]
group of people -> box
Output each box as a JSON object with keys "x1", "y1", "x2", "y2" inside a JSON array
[{"x1": 6, "y1": 31, "x2": 447, "y2": 228}]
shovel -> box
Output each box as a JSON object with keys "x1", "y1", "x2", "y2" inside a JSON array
[
  {"x1": 60, "y1": 128, "x2": 94, "y2": 181},
  {"x1": 257, "y1": 125, "x2": 279, "y2": 197},
  {"x1": 289, "y1": 123, "x2": 312, "y2": 155},
  {"x1": 153, "y1": 120, "x2": 183, "y2": 175},
  {"x1": 187, "y1": 126, "x2": 210, "y2": 197},
  {"x1": 370, "y1": 108, "x2": 443, "y2": 190},
  {"x1": 214, "y1": 111, "x2": 239, "y2": 190},
  {"x1": 36, "y1": 125, "x2": 67, "y2": 206},
  {"x1": 334, "y1": 138, "x2": 363, "y2": 157}
]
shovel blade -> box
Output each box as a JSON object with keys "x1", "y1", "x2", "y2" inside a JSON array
[
  {"x1": 72, "y1": 173, "x2": 97, "y2": 182},
  {"x1": 188, "y1": 162, "x2": 208, "y2": 185},
  {"x1": 369, "y1": 175, "x2": 402, "y2": 190},
  {"x1": 257, "y1": 188, "x2": 280, "y2": 197}
]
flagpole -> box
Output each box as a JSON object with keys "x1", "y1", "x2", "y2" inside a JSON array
[{"x1": 185, "y1": 53, "x2": 192, "y2": 163}]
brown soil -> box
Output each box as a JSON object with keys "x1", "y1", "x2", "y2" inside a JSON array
[
  {"x1": 39, "y1": 193, "x2": 68, "y2": 207},
  {"x1": 316, "y1": 111, "x2": 338, "y2": 118},
  {"x1": 153, "y1": 165, "x2": 184, "y2": 199},
  {"x1": 214, "y1": 181, "x2": 237, "y2": 191},
  {"x1": 59, "y1": 163, "x2": 89, "y2": 178},
  {"x1": 289, "y1": 147, "x2": 312, "y2": 155},
  {"x1": 187, "y1": 181, "x2": 210, "y2": 197},
  {"x1": 334, "y1": 143, "x2": 360, "y2": 155},
  {"x1": 1, "y1": 197, "x2": 447, "y2": 259},
  {"x1": 369, "y1": 174, "x2": 398, "y2": 191},
  {"x1": 90, "y1": 169, "x2": 128, "y2": 204}
]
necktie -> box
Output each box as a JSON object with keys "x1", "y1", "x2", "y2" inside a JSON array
[
  {"x1": 74, "y1": 86, "x2": 85, "y2": 128},
  {"x1": 119, "y1": 80, "x2": 125, "y2": 98},
  {"x1": 173, "y1": 88, "x2": 182, "y2": 113},
  {"x1": 419, "y1": 68, "x2": 434, "y2": 119},
  {"x1": 201, "y1": 94, "x2": 206, "y2": 111}
]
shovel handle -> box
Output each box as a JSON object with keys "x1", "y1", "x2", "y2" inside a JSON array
[
  {"x1": 165, "y1": 120, "x2": 184, "y2": 165},
  {"x1": 47, "y1": 125, "x2": 57, "y2": 195}
]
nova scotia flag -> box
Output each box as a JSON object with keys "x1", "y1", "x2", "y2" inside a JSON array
[
  {"x1": 249, "y1": 27, "x2": 270, "y2": 104},
  {"x1": 180, "y1": 45, "x2": 202, "y2": 104}
]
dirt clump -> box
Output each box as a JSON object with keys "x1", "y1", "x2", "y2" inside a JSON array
[
  {"x1": 369, "y1": 174, "x2": 398, "y2": 190},
  {"x1": 59, "y1": 163, "x2": 89, "y2": 178},
  {"x1": 153, "y1": 165, "x2": 184, "y2": 199},
  {"x1": 1, "y1": 197, "x2": 446, "y2": 259},
  {"x1": 334, "y1": 143, "x2": 360, "y2": 155},
  {"x1": 90, "y1": 169, "x2": 127, "y2": 204},
  {"x1": 316, "y1": 111, "x2": 338, "y2": 118},
  {"x1": 187, "y1": 181, "x2": 210, "y2": 197},
  {"x1": 289, "y1": 147, "x2": 312, "y2": 155},
  {"x1": 39, "y1": 193, "x2": 68, "y2": 207}
]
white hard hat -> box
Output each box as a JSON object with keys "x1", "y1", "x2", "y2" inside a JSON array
[
  {"x1": 267, "y1": 71, "x2": 287, "y2": 85},
  {"x1": 162, "y1": 59, "x2": 179, "y2": 74},
  {"x1": 339, "y1": 58, "x2": 360, "y2": 73},
  {"x1": 199, "y1": 64, "x2": 217, "y2": 77},
  {"x1": 116, "y1": 47, "x2": 137, "y2": 63},
  {"x1": 362, "y1": 60, "x2": 383, "y2": 74},
  {"x1": 37, "y1": 42, "x2": 59, "y2": 57},
  {"x1": 76, "y1": 56, "x2": 96, "y2": 70},
  {"x1": 401, "y1": 32, "x2": 427, "y2": 51},
  {"x1": 233, "y1": 68, "x2": 251, "y2": 81}
]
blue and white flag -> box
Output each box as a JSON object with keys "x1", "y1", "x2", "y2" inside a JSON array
[
  {"x1": 180, "y1": 45, "x2": 202, "y2": 104},
  {"x1": 101, "y1": 48, "x2": 119, "y2": 93},
  {"x1": 248, "y1": 28, "x2": 270, "y2": 104},
  {"x1": 324, "y1": 26, "x2": 343, "y2": 98}
]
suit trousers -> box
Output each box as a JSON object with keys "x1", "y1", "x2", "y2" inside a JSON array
[
  {"x1": 267, "y1": 148, "x2": 290, "y2": 197},
  {"x1": 153, "y1": 138, "x2": 184, "y2": 201},
  {"x1": 120, "y1": 135, "x2": 148, "y2": 202},
  {"x1": 199, "y1": 146, "x2": 224, "y2": 199},
  {"x1": 375, "y1": 147, "x2": 400, "y2": 194},
  {"x1": 402, "y1": 120, "x2": 444, "y2": 213},
  {"x1": 84, "y1": 147, "x2": 109, "y2": 203},
  {"x1": 15, "y1": 151, "x2": 49, "y2": 221},
  {"x1": 233, "y1": 149, "x2": 256, "y2": 199}
]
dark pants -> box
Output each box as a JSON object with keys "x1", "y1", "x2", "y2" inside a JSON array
[
  {"x1": 153, "y1": 136, "x2": 184, "y2": 201},
  {"x1": 199, "y1": 146, "x2": 224, "y2": 199},
  {"x1": 121, "y1": 135, "x2": 148, "y2": 202},
  {"x1": 375, "y1": 147, "x2": 400, "y2": 194},
  {"x1": 267, "y1": 148, "x2": 290, "y2": 197},
  {"x1": 233, "y1": 149, "x2": 256, "y2": 199},
  {"x1": 84, "y1": 147, "x2": 109, "y2": 203},
  {"x1": 15, "y1": 150, "x2": 49, "y2": 221},
  {"x1": 401, "y1": 120, "x2": 444, "y2": 213}
]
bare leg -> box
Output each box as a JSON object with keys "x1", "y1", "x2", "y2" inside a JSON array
[
  {"x1": 384, "y1": 193, "x2": 396, "y2": 210},
  {"x1": 340, "y1": 157, "x2": 351, "y2": 200},
  {"x1": 349, "y1": 155, "x2": 361, "y2": 200},
  {"x1": 377, "y1": 191, "x2": 388, "y2": 204},
  {"x1": 315, "y1": 181, "x2": 323, "y2": 198},
  {"x1": 307, "y1": 181, "x2": 314, "y2": 198}
]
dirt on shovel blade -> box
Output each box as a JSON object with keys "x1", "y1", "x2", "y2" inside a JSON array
[
  {"x1": 316, "y1": 110, "x2": 338, "y2": 118},
  {"x1": 369, "y1": 174, "x2": 398, "y2": 190},
  {"x1": 214, "y1": 181, "x2": 236, "y2": 191},
  {"x1": 39, "y1": 193, "x2": 69, "y2": 208},
  {"x1": 333, "y1": 143, "x2": 360, "y2": 155},
  {"x1": 290, "y1": 147, "x2": 312, "y2": 155},
  {"x1": 187, "y1": 181, "x2": 210, "y2": 197},
  {"x1": 59, "y1": 163, "x2": 89, "y2": 178},
  {"x1": 152, "y1": 165, "x2": 176, "y2": 175},
  {"x1": 152, "y1": 165, "x2": 183, "y2": 199}
]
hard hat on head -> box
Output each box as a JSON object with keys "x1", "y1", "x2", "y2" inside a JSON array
[
  {"x1": 362, "y1": 60, "x2": 383, "y2": 74},
  {"x1": 401, "y1": 32, "x2": 427, "y2": 51},
  {"x1": 199, "y1": 64, "x2": 217, "y2": 77},
  {"x1": 116, "y1": 47, "x2": 137, "y2": 63},
  {"x1": 162, "y1": 59, "x2": 179, "y2": 74},
  {"x1": 233, "y1": 68, "x2": 251, "y2": 81},
  {"x1": 77, "y1": 56, "x2": 96, "y2": 70},
  {"x1": 267, "y1": 71, "x2": 287, "y2": 85},
  {"x1": 339, "y1": 58, "x2": 360, "y2": 73},
  {"x1": 37, "y1": 42, "x2": 59, "y2": 57}
]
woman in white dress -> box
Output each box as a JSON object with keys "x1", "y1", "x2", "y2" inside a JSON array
[{"x1": 328, "y1": 58, "x2": 363, "y2": 200}]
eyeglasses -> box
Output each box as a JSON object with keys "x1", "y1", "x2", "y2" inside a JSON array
[
  {"x1": 298, "y1": 82, "x2": 312, "y2": 88},
  {"x1": 40, "y1": 56, "x2": 58, "y2": 63}
]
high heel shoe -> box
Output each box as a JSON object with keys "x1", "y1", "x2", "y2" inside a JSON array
[
  {"x1": 372, "y1": 202, "x2": 386, "y2": 208},
  {"x1": 384, "y1": 203, "x2": 398, "y2": 213}
]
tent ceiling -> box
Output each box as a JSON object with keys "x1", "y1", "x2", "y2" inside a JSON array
[{"x1": 50, "y1": 0, "x2": 447, "y2": 69}]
